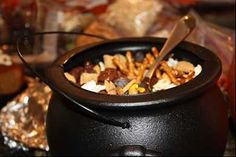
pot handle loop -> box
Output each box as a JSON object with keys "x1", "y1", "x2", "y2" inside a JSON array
[
  {"x1": 16, "y1": 31, "x2": 130, "y2": 129},
  {"x1": 109, "y1": 145, "x2": 161, "y2": 156}
]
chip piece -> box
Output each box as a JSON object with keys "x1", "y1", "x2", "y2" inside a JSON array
[
  {"x1": 80, "y1": 73, "x2": 98, "y2": 85},
  {"x1": 81, "y1": 80, "x2": 105, "y2": 93},
  {"x1": 103, "y1": 55, "x2": 116, "y2": 69},
  {"x1": 64, "y1": 72, "x2": 76, "y2": 83}
]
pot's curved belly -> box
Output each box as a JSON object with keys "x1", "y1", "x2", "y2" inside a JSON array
[{"x1": 46, "y1": 85, "x2": 228, "y2": 156}]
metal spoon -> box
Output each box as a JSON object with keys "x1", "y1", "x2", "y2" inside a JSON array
[{"x1": 145, "y1": 14, "x2": 196, "y2": 80}]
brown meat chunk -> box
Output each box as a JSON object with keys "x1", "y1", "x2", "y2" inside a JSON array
[{"x1": 98, "y1": 68, "x2": 119, "y2": 82}]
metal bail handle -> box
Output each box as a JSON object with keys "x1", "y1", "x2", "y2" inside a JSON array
[{"x1": 16, "y1": 31, "x2": 130, "y2": 129}]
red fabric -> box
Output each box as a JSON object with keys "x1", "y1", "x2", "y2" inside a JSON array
[
  {"x1": 169, "y1": 0, "x2": 196, "y2": 5},
  {"x1": 83, "y1": 4, "x2": 108, "y2": 15},
  {"x1": 0, "y1": 0, "x2": 19, "y2": 16},
  {"x1": 228, "y1": 57, "x2": 235, "y2": 125}
]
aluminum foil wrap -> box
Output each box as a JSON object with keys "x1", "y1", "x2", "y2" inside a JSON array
[{"x1": 0, "y1": 78, "x2": 51, "y2": 151}]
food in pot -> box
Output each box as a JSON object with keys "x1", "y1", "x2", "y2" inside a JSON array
[{"x1": 65, "y1": 47, "x2": 202, "y2": 95}]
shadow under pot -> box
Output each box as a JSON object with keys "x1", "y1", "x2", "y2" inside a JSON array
[{"x1": 45, "y1": 37, "x2": 228, "y2": 156}]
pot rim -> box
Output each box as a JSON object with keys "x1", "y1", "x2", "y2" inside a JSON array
[{"x1": 46, "y1": 37, "x2": 221, "y2": 109}]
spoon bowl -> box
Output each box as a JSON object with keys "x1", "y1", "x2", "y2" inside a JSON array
[{"x1": 145, "y1": 14, "x2": 196, "y2": 80}]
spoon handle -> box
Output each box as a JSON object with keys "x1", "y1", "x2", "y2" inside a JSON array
[{"x1": 146, "y1": 15, "x2": 196, "y2": 79}]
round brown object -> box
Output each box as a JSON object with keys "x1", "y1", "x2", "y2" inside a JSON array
[
  {"x1": 175, "y1": 61, "x2": 194, "y2": 73},
  {"x1": 0, "y1": 64, "x2": 24, "y2": 95},
  {"x1": 98, "y1": 68, "x2": 118, "y2": 82}
]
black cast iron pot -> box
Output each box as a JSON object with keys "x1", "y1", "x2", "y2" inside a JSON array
[{"x1": 17, "y1": 34, "x2": 228, "y2": 156}]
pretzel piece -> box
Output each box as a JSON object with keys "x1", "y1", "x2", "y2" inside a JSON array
[
  {"x1": 113, "y1": 54, "x2": 128, "y2": 74},
  {"x1": 152, "y1": 47, "x2": 159, "y2": 57},
  {"x1": 136, "y1": 59, "x2": 148, "y2": 83},
  {"x1": 126, "y1": 51, "x2": 136, "y2": 79},
  {"x1": 104, "y1": 80, "x2": 117, "y2": 95},
  {"x1": 183, "y1": 70, "x2": 195, "y2": 83},
  {"x1": 145, "y1": 53, "x2": 155, "y2": 66},
  {"x1": 161, "y1": 61, "x2": 180, "y2": 85},
  {"x1": 120, "y1": 79, "x2": 136, "y2": 95},
  {"x1": 155, "y1": 69, "x2": 162, "y2": 80}
]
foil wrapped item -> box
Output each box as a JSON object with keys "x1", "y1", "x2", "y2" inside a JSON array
[{"x1": 0, "y1": 78, "x2": 51, "y2": 151}]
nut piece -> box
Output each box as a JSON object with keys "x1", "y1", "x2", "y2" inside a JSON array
[{"x1": 175, "y1": 61, "x2": 194, "y2": 73}]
